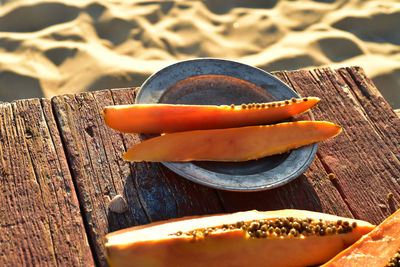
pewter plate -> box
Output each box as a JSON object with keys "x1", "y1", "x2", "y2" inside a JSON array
[{"x1": 136, "y1": 58, "x2": 317, "y2": 192}]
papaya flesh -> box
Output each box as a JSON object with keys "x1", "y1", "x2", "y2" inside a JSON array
[
  {"x1": 322, "y1": 208, "x2": 400, "y2": 267},
  {"x1": 105, "y1": 209, "x2": 375, "y2": 267},
  {"x1": 102, "y1": 97, "x2": 320, "y2": 134},
  {"x1": 122, "y1": 121, "x2": 341, "y2": 162}
]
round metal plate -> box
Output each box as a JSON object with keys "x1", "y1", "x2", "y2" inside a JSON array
[{"x1": 136, "y1": 58, "x2": 317, "y2": 191}]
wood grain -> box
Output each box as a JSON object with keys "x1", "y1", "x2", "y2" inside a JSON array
[
  {"x1": 1, "y1": 66, "x2": 399, "y2": 266},
  {"x1": 0, "y1": 99, "x2": 93, "y2": 266},
  {"x1": 52, "y1": 89, "x2": 223, "y2": 266},
  {"x1": 280, "y1": 67, "x2": 400, "y2": 224},
  {"x1": 50, "y1": 67, "x2": 399, "y2": 265}
]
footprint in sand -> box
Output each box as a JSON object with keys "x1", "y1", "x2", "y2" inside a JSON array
[
  {"x1": 0, "y1": 2, "x2": 79, "y2": 33},
  {"x1": 0, "y1": 71, "x2": 43, "y2": 101}
]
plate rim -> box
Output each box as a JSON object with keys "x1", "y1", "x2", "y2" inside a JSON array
[{"x1": 136, "y1": 58, "x2": 318, "y2": 192}]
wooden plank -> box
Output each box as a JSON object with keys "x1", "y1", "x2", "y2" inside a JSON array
[
  {"x1": 215, "y1": 71, "x2": 355, "y2": 217},
  {"x1": 108, "y1": 88, "x2": 223, "y2": 219},
  {"x1": 217, "y1": 160, "x2": 353, "y2": 217},
  {"x1": 52, "y1": 89, "x2": 223, "y2": 266},
  {"x1": 0, "y1": 99, "x2": 93, "y2": 266},
  {"x1": 280, "y1": 68, "x2": 400, "y2": 225},
  {"x1": 337, "y1": 66, "x2": 400, "y2": 156},
  {"x1": 46, "y1": 66, "x2": 399, "y2": 264}
]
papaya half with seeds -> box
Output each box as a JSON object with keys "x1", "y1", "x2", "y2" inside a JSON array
[
  {"x1": 105, "y1": 209, "x2": 375, "y2": 267},
  {"x1": 322, "y1": 208, "x2": 400, "y2": 267},
  {"x1": 102, "y1": 97, "x2": 319, "y2": 134},
  {"x1": 122, "y1": 121, "x2": 341, "y2": 162}
]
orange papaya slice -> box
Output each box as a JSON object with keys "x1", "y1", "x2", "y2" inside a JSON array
[
  {"x1": 105, "y1": 209, "x2": 375, "y2": 267},
  {"x1": 122, "y1": 121, "x2": 341, "y2": 162},
  {"x1": 103, "y1": 97, "x2": 320, "y2": 134},
  {"x1": 322, "y1": 208, "x2": 400, "y2": 267}
]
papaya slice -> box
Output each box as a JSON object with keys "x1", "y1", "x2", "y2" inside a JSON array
[
  {"x1": 122, "y1": 121, "x2": 341, "y2": 162},
  {"x1": 322, "y1": 208, "x2": 400, "y2": 267},
  {"x1": 105, "y1": 209, "x2": 375, "y2": 267},
  {"x1": 103, "y1": 97, "x2": 320, "y2": 134}
]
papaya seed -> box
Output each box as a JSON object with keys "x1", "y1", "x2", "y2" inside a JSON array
[
  {"x1": 188, "y1": 216, "x2": 356, "y2": 240},
  {"x1": 236, "y1": 221, "x2": 244, "y2": 228},
  {"x1": 289, "y1": 228, "x2": 298, "y2": 237},
  {"x1": 255, "y1": 230, "x2": 262, "y2": 238},
  {"x1": 261, "y1": 231, "x2": 267, "y2": 238},
  {"x1": 293, "y1": 222, "x2": 301, "y2": 230},
  {"x1": 320, "y1": 228, "x2": 326, "y2": 236},
  {"x1": 250, "y1": 222, "x2": 260, "y2": 231},
  {"x1": 326, "y1": 227, "x2": 333, "y2": 235},
  {"x1": 283, "y1": 218, "x2": 290, "y2": 226}
]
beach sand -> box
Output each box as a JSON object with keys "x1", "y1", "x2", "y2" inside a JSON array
[{"x1": 0, "y1": 0, "x2": 399, "y2": 108}]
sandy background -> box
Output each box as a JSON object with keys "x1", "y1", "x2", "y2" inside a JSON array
[{"x1": 0, "y1": 0, "x2": 399, "y2": 108}]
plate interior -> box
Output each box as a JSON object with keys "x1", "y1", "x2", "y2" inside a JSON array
[
  {"x1": 159, "y1": 74, "x2": 290, "y2": 176},
  {"x1": 136, "y1": 58, "x2": 317, "y2": 191}
]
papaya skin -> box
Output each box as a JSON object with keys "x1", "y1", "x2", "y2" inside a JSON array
[
  {"x1": 105, "y1": 209, "x2": 375, "y2": 267},
  {"x1": 122, "y1": 121, "x2": 342, "y2": 162},
  {"x1": 102, "y1": 97, "x2": 320, "y2": 134},
  {"x1": 322, "y1": 208, "x2": 400, "y2": 267}
]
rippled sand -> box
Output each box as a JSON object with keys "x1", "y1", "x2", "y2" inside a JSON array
[{"x1": 0, "y1": 0, "x2": 399, "y2": 108}]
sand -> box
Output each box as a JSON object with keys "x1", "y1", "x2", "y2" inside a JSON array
[{"x1": 0, "y1": 0, "x2": 399, "y2": 108}]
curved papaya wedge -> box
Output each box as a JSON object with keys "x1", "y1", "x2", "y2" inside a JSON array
[
  {"x1": 122, "y1": 121, "x2": 341, "y2": 162},
  {"x1": 105, "y1": 209, "x2": 375, "y2": 267},
  {"x1": 322, "y1": 208, "x2": 400, "y2": 267},
  {"x1": 103, "y1": 97, "x2": 320, "y2": 134}
]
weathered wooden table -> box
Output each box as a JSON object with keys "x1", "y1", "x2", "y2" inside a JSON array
[{"x1": 1, "y1": 66, "x2": 399, "y2": 266}]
